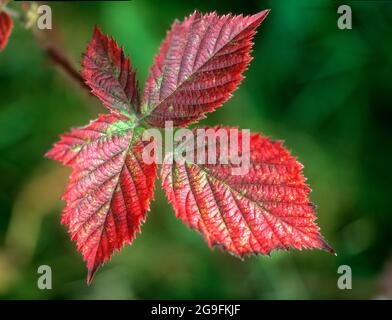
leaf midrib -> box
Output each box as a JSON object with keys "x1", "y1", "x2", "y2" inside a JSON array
[{"x1": 139, "y1": 18, "x2": 253, "y2": 122}]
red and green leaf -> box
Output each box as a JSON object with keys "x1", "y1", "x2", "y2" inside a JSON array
[
  {"x1": 48, "y1": 27, "x2": 155, "y2": 283},
  {"x1": 162, "y1": 127, "x2": 333, "y2": 257},
  {"x1": 46, "y1": 113, "x2": 130, "y2": 167},
  {"x1": 82, "y1": 27, "x2": 140, "y2": 117},
  {"x1": 0, "y1": 11, "x2": 12, "y2": 52},
  {"x1": 47, "y1": 10, "x2": 334, "y2": 283},
  {"x1": 47, "y1": 119, "x2": 156, "y2": 283},
  {"x1": 141, "y1": 10, "x2": 269, "y2": 127}
]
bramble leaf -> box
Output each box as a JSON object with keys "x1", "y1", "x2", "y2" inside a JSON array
[
  {"x1": 0, "y1": 11, "x2": 12, "y2": 52},
  {"x1": 47, "y1": 115, "x2": 156, "y2": 283},
  {"x1": 142, "y1": 10, "x2": 269, "y2": 127},
  {"x1": 46, "y1": 113, "x2": 133, "y2": 167},
  {"x1": 161, "y1": 127, "x2": 334, "y2": 257},
  {"x1": 47, "y1": 10, "x2": 334, "y2": 283},
  {"x1": 82, "y1": 27, "x2": 140, "y2": 117}
]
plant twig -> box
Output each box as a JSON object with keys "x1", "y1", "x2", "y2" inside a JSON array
[
  {"x1": 24, "y1": 2, "x2": 90, "y2": 95},
  {"x1": 44, "y1": 45, "x2": 90, "y2": 92}
]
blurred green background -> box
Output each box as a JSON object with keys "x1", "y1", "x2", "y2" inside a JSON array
[{"x1": 0, "y1": 0, "x2": 391, "y2": 299}]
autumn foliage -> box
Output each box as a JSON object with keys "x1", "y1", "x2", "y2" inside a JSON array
[{"x1": 46, "y1": 10, "x2": 334, "y2": 284}]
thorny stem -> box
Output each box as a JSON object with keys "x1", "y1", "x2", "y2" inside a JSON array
[
  {"x1": 44, "y1": 45, "x2": 90, "y2": 92},
  {"x1": 32, "y1": 27, "x2": 91, "y2": 94},
  {"x1": 7, "y1": 2, "x2": 154, "y2": 122},
  {"x1": 3, "y1": 1, "x2": 90, "y2": 94}
]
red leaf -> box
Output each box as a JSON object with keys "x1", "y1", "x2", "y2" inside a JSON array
[
  {"x1": 82, "y1": 27, "x2": 140, "y2": 116},
  {"x1": 46, "y1": 113, "x2": 127, "y2": 167},
  {"x1": 161, "y1": 127, "x2": 333, "y2": 257},
  {"x1": 47, "y1": 117, "x2": 156, "y2": 283},
  {"x1": 142, "y1": 10, "x2": 269, "y2": 127},
  {"x1": 47, "y1": 11, "x2": 334, "y2": 283},
  {"x1": 0, "y1": 11, "x2": 12, "y2": 52}
]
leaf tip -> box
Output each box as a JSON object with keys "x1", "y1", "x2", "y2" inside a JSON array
[
  {"x1": 253, "y1": 9, "x2": 270, "y2": 24},
  {"x1": 93, "y1": 25, "x2": 102, "y2": 37},
  {"x1": 86, "y1": 267, "x2": 98, "y2": 285},
  {"x1": 320, "y1": 237, "x2": 336, "y2": 256}
]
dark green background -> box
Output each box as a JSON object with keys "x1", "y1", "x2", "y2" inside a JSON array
[{"x1": 0, "y1": 0, "x2": 391, "y2": 299}]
